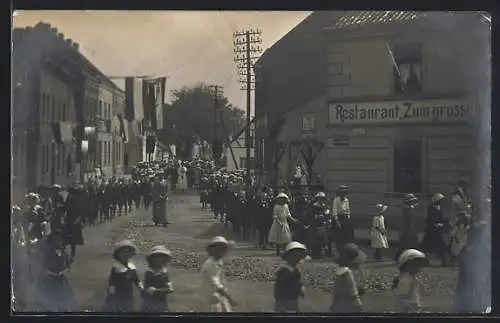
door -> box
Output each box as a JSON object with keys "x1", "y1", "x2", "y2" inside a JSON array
[{"x1": 393, "y1": 139, "x2": 423, "y2": 193}]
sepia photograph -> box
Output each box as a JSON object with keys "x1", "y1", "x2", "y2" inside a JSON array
[{"x1": 11, "y1": 10, "x2": 491, "y2": 314}]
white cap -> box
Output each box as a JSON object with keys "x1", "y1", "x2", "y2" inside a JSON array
[
  {"x1": 398, "y1": 249, "x2": 426, "y2": 266},
  {"x1": 277, "y1": 192, "x2": 289, "y2": 199},
  {"x1": 207, "y1": 236, "x2": 235, "y2": 248},
  {"x1": 283, "y1": 241, "x2": 307, "y2": 254},
  {"x1": 147, "y1": 245, "x2": 172, "y2": 258},
  {"x1": 315, "y1": 192, "x2": 326, "y2": 198}
]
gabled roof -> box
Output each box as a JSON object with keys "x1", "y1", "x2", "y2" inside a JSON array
[{"x1": 324, "y1": 11, "x2": 424, "y2": 31}]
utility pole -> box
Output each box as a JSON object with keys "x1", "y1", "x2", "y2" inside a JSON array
[
  {"x1": 208, "y1": 85, "x2": 223, "y2": 163},
  {"x1": 233, "y1": 29, "x2": 262, "y2": 186}
]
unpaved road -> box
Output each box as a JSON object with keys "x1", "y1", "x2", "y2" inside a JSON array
[{"x1": 55, "y1": 194, "x2": 457, "y2": 312}]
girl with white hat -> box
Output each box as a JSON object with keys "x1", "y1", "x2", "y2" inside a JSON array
[
  {"x1": 103, "y1": 240, "x2": 144, "y2": 312},
  {"x1": 391, "y1": 249, "x2": 426, "y2": 313},
  {"x1": 141, "y1": 246, "x2": 174, "y2": 312},
  {"x1": 370, "y1": 204, "x2": 389, "y2": 261},
  {"x1": 274, "y1": 241, "x2": 308, "y2": 313},
  {"x1": 199, "y1": 236, "x2": 237, "y2": 312},
  {"x1": 268, "y1": 193, "x2": 298, "y2": 256}
]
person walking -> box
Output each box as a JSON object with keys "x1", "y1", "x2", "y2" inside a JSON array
[
  {"x1": 420, "y1": 193, "x2": 448, "y2": 266},
  {"x1": 332, "y1": 185, "x2": 355, "y2": 251},
  {"x1": 273, "y1": 241, "x2": 308, "y2": 313},
  {"x1": 103, "y1": 240, "x2": 144, "y2": 312},
  {"x1": 329, "y1": 243, "x2": 367, "y2": 313},
  {"x1": 370, "y1": 204, "x2": 389, "y2": 261},
  {"x1": 268, "y1": 193, "x2": 298, "y2": 256},
  {"x1": 141, "y1": 246, "x2": 174, "y2": 312},
  {"x1": 199, "y1": 236, "x2": 237, "y2": 312},
  {"x1": 395, "y1": 194, "x2": 421, "y2": 261}
]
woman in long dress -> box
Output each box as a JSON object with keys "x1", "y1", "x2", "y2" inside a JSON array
[
  {"x1": 177, "y1": 162, "x2": 188, "y2": 191},
  {"x1": 268, "y1": 193, "x2": 298, "y2": 255}
]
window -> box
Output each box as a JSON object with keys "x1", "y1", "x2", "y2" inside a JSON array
[
  {"x1": 51, "y1": 95, "x2": 56, "y2": 121},
  {"x1": 107, "y1": 104, "x2": 111, "y2": 120},
  {"x1": 392, "y1": 42, "x2": 422, "y2": 94},
  {"x1": 393, "y1": 139, "x2": 423, "y2": 193},
  {"x1": 41, "y1": 93, "x2": 46, "y2": 121},
  {"x1": 62, "y1": 103, "x2": 66, "y2": 122},
  {"x1": 61, "y1": 145, "x2": 66, "y2": 174},
  {"x1": 45, "y1": 145, "x2": 49, "y2": 174},
  {"x1": 40, "y1": 145, "x2": 45, "y2": 174},
  {"x1": 99, "y1": 99, "x2": 103, "y2": 118},
  {"x1": 99, "y1": 141, "x2": 103, "y2": 166},
  {"x1": 108, "y1": 141, "x2": 112, "y2": 165},
  {"x1": 66, "y1": 154, "x2": 72, "y2": 174}
]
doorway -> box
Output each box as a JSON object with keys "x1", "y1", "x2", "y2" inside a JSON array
[{"x1": 393, "y1": 139, "x2": 423, "y2": 193}]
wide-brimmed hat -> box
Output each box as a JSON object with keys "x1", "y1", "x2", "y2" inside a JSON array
[
  {"x1": 113, "y1": 240, "x2": 137, "y2": 258},
  {"x1": 51, "y1": 184, "x2": 62, "y2": 190},
  {"x1": 206, "y1": 236, "x2": 235, "y2": 250},
  {"x1": 375, "y1": 203, "x2": 388, "y2": 214},
  {"x1": 398, "y1": 249, "x2": 426, "y2": 267},
  {"x1": 432, "y1": 193, "x2": 446, "y2": 204},
  {"x1": 337, "y1": 243, "x2": 367, "y2": 265},
  {"x1": 147, "y1": 245, "x2": 172, "y2": 259},
  {"x1": 276, "y1": 192, "x2": 289, "y2": 200},
  {"x1": 282, "y1": 241, "x2": 307, "y2": 259}
]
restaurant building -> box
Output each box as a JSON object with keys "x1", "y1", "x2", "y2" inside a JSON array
[{"x1": 273, "y1": 11, "x2": 489, "y2": 222}]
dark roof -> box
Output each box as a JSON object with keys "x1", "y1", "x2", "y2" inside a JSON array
[{"x1": 324, "y1": 11, "x2": 424, "y2": 31}]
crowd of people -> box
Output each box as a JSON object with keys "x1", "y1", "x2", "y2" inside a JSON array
[{"x1": 10, "y1": 157, "x2": 491, "y2": 313}]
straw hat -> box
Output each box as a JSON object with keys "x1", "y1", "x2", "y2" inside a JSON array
[
  {"x1": 282, "y1": 241, "x2": 307, "y2": 259},
  {"x1": 375, "y1": 203, "x2": 388, "y2": 214},
  {"x1": 432, "y1": 193, "x2": 446, "y2": 204},
  {"x1": 337, "y1": 243, "x2": 367, "y2": 265},
  {"x1": 113, "y1": 239, "x2": 137, "y2": 258},
  {"x1": 398, "y1": 249, "x2": 426, "y2": 267},
  {"x1": 276, "y1": 192, "x2": 289, "y2": 200},
  {"x1": 147, "y1": 245, "x2": 172, "y2": 259},
  {"x1": 206, "y1": 236, "x2": 235, "y2": 249}
]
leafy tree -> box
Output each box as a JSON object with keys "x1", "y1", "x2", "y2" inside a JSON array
[{"x1": 159, "y1": 82, "x2": 245, "y2": 159}]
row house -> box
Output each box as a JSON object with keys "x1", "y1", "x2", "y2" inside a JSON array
[
  {"x1": 13, "y1": 23, "x2": 82, "y2": 198},
  {"x1": 96, "y1": 79, "x2": 126, "y2": 179}
]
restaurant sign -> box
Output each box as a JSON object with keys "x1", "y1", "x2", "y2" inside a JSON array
[{"x1": 328, "y1": 100, "x2": 473, "y2": 125}]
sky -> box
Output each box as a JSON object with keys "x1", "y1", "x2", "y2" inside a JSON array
[{"x1": 13, "y1": 10, "x2": 311, "y2": 115}]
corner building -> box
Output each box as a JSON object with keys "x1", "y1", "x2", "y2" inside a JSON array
[{"x1": 265, "y1": 12, "x2": 490, "y2": 223}]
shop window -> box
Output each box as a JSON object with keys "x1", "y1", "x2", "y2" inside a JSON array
[
  {"x1": 393, "y1": 139, "x2": 423, "y2": 193},
  {"x1": 392, "y1": 42, "x2": 422, "y2": 94}
]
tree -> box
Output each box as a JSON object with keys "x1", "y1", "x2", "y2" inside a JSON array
[{"x1": 159, "y1": 82, "x2": 246, "y2": 159}]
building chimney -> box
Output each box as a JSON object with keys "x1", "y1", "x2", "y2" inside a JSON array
[
  {"x1": 51, "y1": 27, "x2": 58, "y2": 34},
  {"x1": 58, "y1": 32, "x2": 64, "y2": 40},
  {"x1": 72, "y1": 42, "x2": 79, "y2": 50},
  {"x1": 65, "y1": 38, "x2": 73, "y2": 46}
]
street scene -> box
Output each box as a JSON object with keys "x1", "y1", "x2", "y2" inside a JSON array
[{"x1": 11, "y1": 11, "x2": 491, "y2": 314}]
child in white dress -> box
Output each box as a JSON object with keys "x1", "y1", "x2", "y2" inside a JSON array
[
  {"x1": 370, "y1": 204, "x2": 389, "y2": 261},
  {"x1": 268, "y1": 193, "x2": 298, "y2": 255}
]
